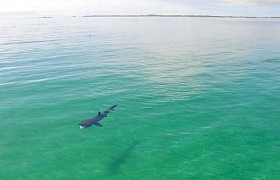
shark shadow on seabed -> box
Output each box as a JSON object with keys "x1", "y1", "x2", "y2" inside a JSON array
[{"x1": 108, "y1": 140, "x2": 139, "y2": 174}]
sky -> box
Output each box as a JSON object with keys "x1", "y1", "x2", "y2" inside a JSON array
[{"x1": 0, "y1": 0, "x2": 279, "y2": 17}]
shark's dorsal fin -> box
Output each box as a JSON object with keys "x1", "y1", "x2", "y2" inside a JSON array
[{"x1": 98, "y1": 112, "x2": 101, "y2": 115}]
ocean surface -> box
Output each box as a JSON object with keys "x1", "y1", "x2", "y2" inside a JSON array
[{"x1": 0, "y1": 16, "x2": 280, "y2": 179}]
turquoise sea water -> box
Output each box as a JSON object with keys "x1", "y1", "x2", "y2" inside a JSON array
[{"x1": 0, "y1": 16, "x2": 280, "y2": 179}]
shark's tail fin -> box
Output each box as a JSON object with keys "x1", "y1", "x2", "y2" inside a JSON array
[{"x1": 110, "y1": 105, "x2": 118, "y2": 111}]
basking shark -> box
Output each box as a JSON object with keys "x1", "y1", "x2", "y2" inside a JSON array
[{"x1": 78, "y1": 105, "x2": 117, "y2": 129}]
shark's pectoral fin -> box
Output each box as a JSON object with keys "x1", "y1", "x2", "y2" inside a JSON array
[{"x1": 94, "y1": 123, "x2": 103, "y2": 127}]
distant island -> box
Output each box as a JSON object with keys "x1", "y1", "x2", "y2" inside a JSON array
[
  {"x1": 38, "y1": 16, "x2": 52, "y2": 18},
  {"x1": 83, "y1": 14, "x2": 280, "y2": 18}
]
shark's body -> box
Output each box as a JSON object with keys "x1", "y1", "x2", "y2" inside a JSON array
[{"x1": 79, "y1": 105, "x2": 117, "y2": 129}]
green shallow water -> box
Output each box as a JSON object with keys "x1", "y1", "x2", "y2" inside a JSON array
[{"x1": 0, "y1": 17, "x2": 280, "y2": 179}]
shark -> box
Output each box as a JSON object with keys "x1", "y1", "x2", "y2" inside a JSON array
[{"x1": 78, "y1": 105, "x2": 118, "y2": 129}]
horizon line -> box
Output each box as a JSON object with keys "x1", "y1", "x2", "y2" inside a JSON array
[
  {"x1": 1, "y1": 13, "x2": 279, "y2": 18},
  {"x1": 81, "y1": 14, "x2": 280, "y2": 18}
]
